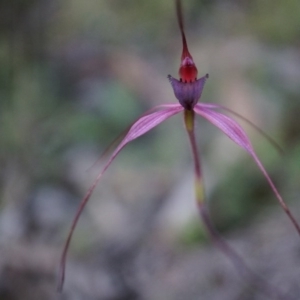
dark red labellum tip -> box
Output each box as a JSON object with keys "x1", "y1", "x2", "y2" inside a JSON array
[{"x1": 168, "y1": 74, "x2": 209, "y2": 110}]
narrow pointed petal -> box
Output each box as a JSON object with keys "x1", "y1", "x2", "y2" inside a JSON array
[
  {"x1": 57, "y1": 105, "x2": 183, "y2": 292},
  {"x1": 175, "y1": 0, "x2": 198, "y2": 81},
  {"x1": 88, "y1": 103, "x2": 184, "y2": 171},
  {"x1": 198, "y1": 103, "x2": 283, "y2": 154},
  {"x1": 115, "y1": 105, "x2": 183, "y2": 145},
  {"x1": 176, "y1": 0, "x2": 190, "y2": 60},
  {"x1": 194, "y1": 104, "x2": 300, "y2": 236}
]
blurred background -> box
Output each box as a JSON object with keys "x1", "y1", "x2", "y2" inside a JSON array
[{"x1": 0, "y1": 0, "x2": 300, "y2": 299}]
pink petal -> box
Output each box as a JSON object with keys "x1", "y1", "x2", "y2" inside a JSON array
[
  {"x1": 57, "y1": 105, "x2": 183, "y2": 291},
  {"x1": 197, "y1": 103, "x2": 283, "y2": 154},
  {"x1": 194, "y1": 105, "x2": 253, "y2": 151},
  {"x1": 116, "y1": 105, "x2": 182, "y2": 146},
  {"x1": 194, "y1": 104, "x2": 300, "y2": 236}
]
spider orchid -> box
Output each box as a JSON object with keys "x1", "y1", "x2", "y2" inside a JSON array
[{"x1": 58, "y1": 0, "x2": 300, "y2": 295}]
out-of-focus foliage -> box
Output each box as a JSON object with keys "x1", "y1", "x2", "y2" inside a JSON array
[{"x1": 0, "y1": 0, "x2": 300, "y2": 299}]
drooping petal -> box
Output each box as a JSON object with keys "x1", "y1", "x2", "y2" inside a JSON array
[
  {"x1": 57, "y1": 104, "x2": 183, "y2": 292},
  {"x1": 194, "y1": 104, "x2": 300, "y2": 236},
  {"x1": 198, "y1": 103, "x2": 283, "y2": 154},
  {"x1": 194, "y1": 105, "x2": 253, "y2": 150},
  {"x1": 88, "y1": 103, "x2": 185, "y2": 171}
]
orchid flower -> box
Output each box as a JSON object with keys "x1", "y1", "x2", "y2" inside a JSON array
[{"x1": 58, "y1": 0, "x2": 300, "y2": 296}]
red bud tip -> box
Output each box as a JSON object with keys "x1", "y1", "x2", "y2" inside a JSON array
[
  {"x1": 179, "y1": 57, "x2": 198, "y2": 83},
  {"x1": 176, "y1": 0, "x2": 198, "y2": 82}
]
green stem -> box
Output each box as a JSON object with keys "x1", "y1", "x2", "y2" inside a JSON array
[
  {"x1": 184, "y1": 109, "x2": 204, "y2": 204},
  {"x1": 184, "y1": 108, "x2": 291, "y2": 300}
]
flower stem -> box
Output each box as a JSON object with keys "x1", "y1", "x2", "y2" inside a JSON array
[
  {"x1": 184, "y1": 108, "x2": 292, "y2": 300},
  {"x1": 199, "y1": 205, "x2": 294, "y2": 300},
  {"x1": 184, "y1": 109, "x2": 204, "y2": 205}
]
